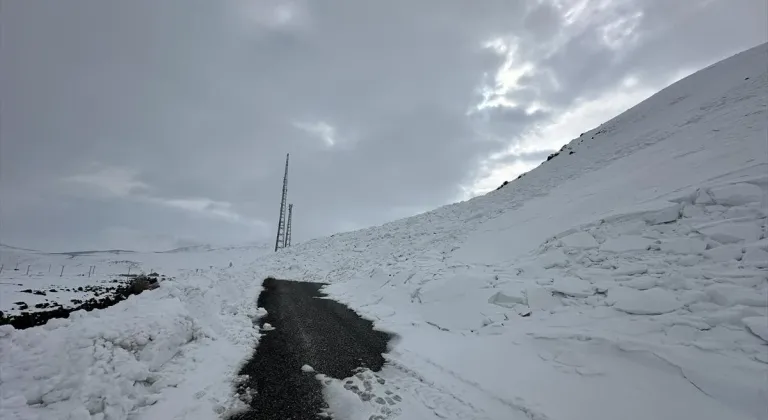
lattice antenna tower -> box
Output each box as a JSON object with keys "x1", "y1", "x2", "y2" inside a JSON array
[
  {"x1": 274, "y1": 153, "x2": 289, "y2": 252},
  {"x1": 284, "y1": 204, "x2": 293, "y2": 248}
]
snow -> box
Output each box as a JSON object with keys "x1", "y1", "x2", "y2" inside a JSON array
[
  {"x1": 559, "y1": 231, "x2": 599, "y2": 248},
  {"x1": 487, "y1": 288, "x2": 526, "y2": 307},
  {"x1": 518, "y1": 288, "x2": 559, "y2": 313},
  {"x1": 551, "y1": 277, "x2": 595, "y2": 298},
  {"x1": 742, "y1": 317, "x2": 768, "y2": 342},
  {"x1": 538, "y1": 249, "x2": 569, "y2": 268},
  {"x1": 706, "y1": 284, "x2": 766, "y2": 307},
  {"x1": 301, "y1": 364, "x2": 315, "y2": 373},
  {"x1": 698, "y1": 220, "x2": 762, "y2": 244},
  {"x1": 643, "y1": 203, "x2": 682, "y2": 225},
  {"x1": 0, "y1": 246, "x2": 269, "y2": 420},
  {"x1": 607, "y1": 287, "x2": 684, "y2": 315},
  {"x1": 600, "y1": 236, "x2": 655, "y2": 253},
  {"x1": 2, "y1": 44, "x2": 768, "y2": 420},
  {"x1": 659, "y1": 237, "x2": 708, "y2": 254},
  {"x1": 704, "y1": 243, "x2": 744, "y2": 261},
  {"x1": 741, "y1": 247, "x2": 768, "y2": 267},
  {"x1": 708, "y1": 183, "x2": 765, "y2": 206},
  {"x1": 622, "y1": 276, "x2": 658, "y2": 290}
]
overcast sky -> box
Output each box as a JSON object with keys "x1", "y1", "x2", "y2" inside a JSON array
[{"x1": 1, "y1": 0, "x2": 765, "y2": 252}]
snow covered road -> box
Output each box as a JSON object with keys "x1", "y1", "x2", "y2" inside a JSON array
[{"x1": 230, "y1": 278, "x2": 392, "y2": 419}]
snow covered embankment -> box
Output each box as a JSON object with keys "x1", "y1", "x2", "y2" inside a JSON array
[
  {"x1": 260, "y1": 44, "x2": 768, "y2": 420},
  {"x1": 0, "y1": 266, "x2": 263, "y2": 420},
  {"x1": 306, "y1": 180, "x2": 768, "y2": 420}
]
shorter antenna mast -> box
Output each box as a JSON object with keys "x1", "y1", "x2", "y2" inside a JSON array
[{"x1": 285, "y1": 204, "x2": 293, "y2": 247}]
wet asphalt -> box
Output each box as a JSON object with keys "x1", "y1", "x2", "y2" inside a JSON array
[{"x1": 229, "y1": 277, "x2": 392, "y2": 420}]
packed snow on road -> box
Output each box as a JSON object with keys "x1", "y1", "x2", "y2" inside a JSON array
[{"x1": 1, "y1": 44, "x2": 766, "y2": 420}]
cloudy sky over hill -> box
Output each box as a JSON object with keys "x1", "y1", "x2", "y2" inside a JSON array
[{"x1": 1, "y1": 0, "x2": 765, "y2": 251}]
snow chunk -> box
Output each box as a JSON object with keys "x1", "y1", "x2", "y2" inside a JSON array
[
  {"x1": 624, "y1": 276, "x2": 658, "y2": 290},
  {"x1": 706, "y1": 284, "x2": 766, "y2": 307},
  {"x1": 699, "y1": 222, "x2": 761, "y2": 244},
  {"x1": 659, "y1": 238, "x2": 707, "y2": 255},
  {"x1": 419, "y1": 272, "x2": 493, "y2": 304},
  {"x1": 613, "y1": 263, "x2": 648, "y2": 276},
  {"x1": 708, "y1": 183, "x2": 764, "y2": 206},
  {"x1": 551, "y1": 278, "x2": 595, "y2": 298},
  {"x1": 538, "y1": 249, "x2": 569, "y2": 269},
  {"x1": 682, "y1": 204, "x2": 707, "y2": 219},
  {"x1": 742, "y1": 317, "x2": 768, "y2": 342},
  {"x1": 608, "y1": 287, "x2": 683, "y2": 315},
  {"x1": 488, "y1": 286, "x2": 527, "y2": 308},
  {"x1": 741, "y1": 247, "x2": 768, "y2": 268},
  {"x1": 695, "y1": 188, "x2": 715, "y2": 205},
  {"x1": 643, "y1": 203, "x2": 681, "y2": 225},
  {"x1": 525, "y1": 288, "x2": 561, "y2": 311},
  {"x1": 560, "y1": 231, "x2": 599, "y2": 249},
  {"x1": 704, "y1": 244, "x2": 744, "y2": 262},
  {"x1": 301, "y1": 364, "x2": 315, "y2": 373},
  {"x1": 262, "y1": 323, "x2": 275, "y2": 331},
  {"x1": 600, "y1": 236, "x2": 654, "y2": 253}
]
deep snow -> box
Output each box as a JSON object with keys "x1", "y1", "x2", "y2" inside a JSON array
[{"x1": 1, "y1": 43, "x2": 766, "y2": 420}]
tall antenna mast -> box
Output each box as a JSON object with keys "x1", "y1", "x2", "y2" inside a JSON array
[
  {"x1": 284, "y1": 204, "x2": 293, "y2": 248},
  {"x1": 274, "y1": 153, "x2": 289, "y2": 252}
]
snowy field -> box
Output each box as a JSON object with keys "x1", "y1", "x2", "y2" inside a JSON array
[
  {"x1": 0, "y1": 245, "x2": 269, "y2": 318},
  {"x1": 1, "y1": 44, "x2": 766, "y2": 420}
]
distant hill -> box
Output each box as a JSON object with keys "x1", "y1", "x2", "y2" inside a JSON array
[
  {"x1": 160, "y1": 242, "x2": 272, "y2": 254},
  {"x1": 48, "y1": 249, "x2": 136, "y2": 257},
  {"x1": 0, "y1": 243, "x2": 40, "y2": 252},
  {"x1": 159, "y1": 244, "x2": 217, "y2": 253}
]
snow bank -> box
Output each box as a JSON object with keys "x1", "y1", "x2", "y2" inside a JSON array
[{"x1": 0, "y1": 252, "x2": 265, "y2": 420}]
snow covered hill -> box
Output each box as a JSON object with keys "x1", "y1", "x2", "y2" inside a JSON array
[
  {"x1": 2, "y1": 44, "x2": 767, "y2": 420},
  {"x1": 256, "y1": 43, "x2": 768, "y2": 420}
]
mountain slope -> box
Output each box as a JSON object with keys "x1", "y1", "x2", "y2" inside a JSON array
[
  {"x1": 2, "y1": 44, "x2": 766, "y2": 420},
  {"x1": 253, "y1": 42, "x2": 768, "y2": 420}
]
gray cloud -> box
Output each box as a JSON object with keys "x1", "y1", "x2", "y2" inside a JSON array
[{"x1": 1, "y1": 0, "x2": 765, "y2": 251}]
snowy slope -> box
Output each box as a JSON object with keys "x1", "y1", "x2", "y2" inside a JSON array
[
  {"x1": 1, "y1": 44, "x2": 767, "y2": 420},
  {"x1": 253, "y1": 43, "x2": 768, "y2": 420}
]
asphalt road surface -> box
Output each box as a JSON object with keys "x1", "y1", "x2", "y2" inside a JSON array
[{"x1": 230, "y1": 277, "x2": 393, "y2": 420}]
